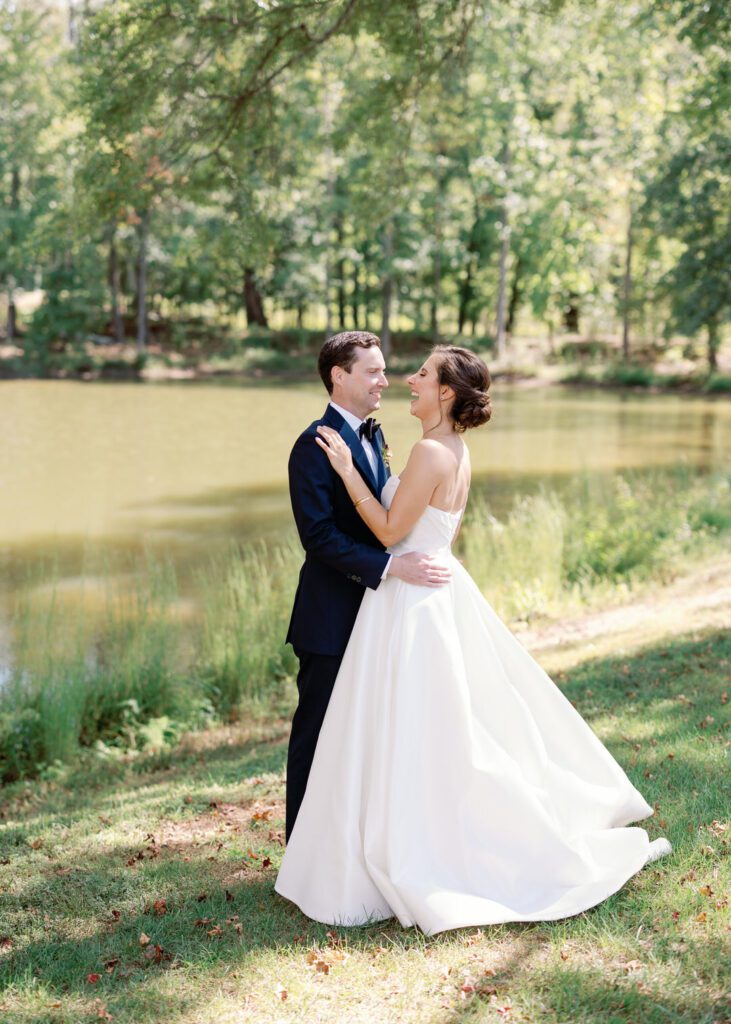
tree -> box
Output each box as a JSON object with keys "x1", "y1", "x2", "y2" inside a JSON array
[{"x1": 644, "y1": 5, "x2": 730, "y2": 370}]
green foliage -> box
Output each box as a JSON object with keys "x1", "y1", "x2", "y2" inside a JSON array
[
  {"x1": 23, "y1": 256, "x2": 106, "y2": 374},
  {"x1": 0, "y1": 0, "x2": 728, "y2": 372},
  {"x1": 2, "y1": 470, "x2": 729, "y2": 782},
  {"x1": 460, "y1": 469, "x2": 731, "y2": 620},
  {"x1": 703, "y1": 373, "x2": 731, "y2": 395},
  {"x1": 601, "y1": 363, "x2": 655, "y2": 388},
  {"x1": 197, "y1": 540, "x2": 300, "y2": 717},
  {"x1": 1, "y1": 559, "x2": 202, "y2": 782}
]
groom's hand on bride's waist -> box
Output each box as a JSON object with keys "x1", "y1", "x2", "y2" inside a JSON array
[{"x1": 388, "y1": 552, "x2": 452, "y2": 587}]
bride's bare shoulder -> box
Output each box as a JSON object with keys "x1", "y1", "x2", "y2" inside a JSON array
[
  {"x1": 409, "y1": 438, "x2": 451, "y2": 459},
  {"x1": 403, "y1": 439, "x2": 449, "y2": 470},
  {"x1": 409, "y1": 437, "x2": 467, "y2": 465}
]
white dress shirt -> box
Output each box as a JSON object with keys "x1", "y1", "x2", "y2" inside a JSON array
[
  {"x1": 329, "y1": 401, "x2": 378, "y2": 477},
  {"x1": 328, "y1": 401, "x2": 392, "y2": 579}
]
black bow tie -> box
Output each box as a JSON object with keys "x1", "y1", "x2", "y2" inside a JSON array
[{"x1": 358, "y1": 418, "x2": 380, "y2": 442}]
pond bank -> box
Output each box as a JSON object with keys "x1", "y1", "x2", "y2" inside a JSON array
[
  {"x1": 0, "y1": 557, "x2": 728, "y2": 1024},
  {"x1": 3, "y1": 339, "x2": 730, "y2": 395}
]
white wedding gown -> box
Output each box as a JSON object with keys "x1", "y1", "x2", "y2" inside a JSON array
[{"x1": 275, "y1": 476, "x2": 670, "y2": 935}]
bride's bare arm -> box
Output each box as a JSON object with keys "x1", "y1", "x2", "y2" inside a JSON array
[{"x1": 315, "y1": 428, "x2": 444, "y2": 546}]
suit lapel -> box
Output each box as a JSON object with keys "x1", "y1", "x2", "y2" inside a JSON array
[
  {"x1": 322, "y1": 405, "x2": 378, "y2": 493},
  {"x1": 374, "y1": 426, "x2": 389, "y2": 492}
]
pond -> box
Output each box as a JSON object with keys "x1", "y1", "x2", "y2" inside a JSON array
[{"x1": 1, "y1": 377, "x2": 729, "y2": 619}]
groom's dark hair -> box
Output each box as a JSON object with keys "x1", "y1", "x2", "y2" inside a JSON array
[{"x1": 318, "y1": 331, "x2": 381, "y2": 394}]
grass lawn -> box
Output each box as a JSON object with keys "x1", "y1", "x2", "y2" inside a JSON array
[{"x1": 0, "y1": 622, "x2": 728, "y2": 1023}]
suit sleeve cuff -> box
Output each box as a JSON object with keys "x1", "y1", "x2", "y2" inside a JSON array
[{"x1": 381, "y1": 555, "x2": 393, "y2": 579}]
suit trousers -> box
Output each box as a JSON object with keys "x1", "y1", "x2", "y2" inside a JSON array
[{"x1": 285, "y1": 646, "x2": 343, "y2": 841}]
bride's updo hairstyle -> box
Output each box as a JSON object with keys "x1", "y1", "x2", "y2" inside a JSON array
[{"x1": 432, "y1": 345, "x2": 492, "y2": 432}]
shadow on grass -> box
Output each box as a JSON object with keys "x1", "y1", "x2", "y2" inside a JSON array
[
  {"x1": 442, "y1": 941, "x2": 730, "y2": 1024},
  {"x1": 0, "y1": 628, "x2": 728, "y2": 1021}
]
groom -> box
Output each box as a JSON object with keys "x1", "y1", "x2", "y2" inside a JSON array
[{"x1": 284, "y1": 331, "x2": 451, "y2": 840}]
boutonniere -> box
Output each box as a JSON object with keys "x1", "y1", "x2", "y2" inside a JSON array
[{"x1": 381, "y1": 442, "x2": 393, "y2": 469}]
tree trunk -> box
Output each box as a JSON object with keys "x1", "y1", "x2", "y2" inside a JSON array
[
  {"x1": 707, "y1": 318, "x2": 719, "y2": 373},
  {"x1": 136, "y1": 210, "x2": 149, "y2": 351},
  {"x1": 495, "y1": 228, "x2": 510, "y2": 359},
  {"x1": 495, "y1": 142, "x2": 511, "y2": 361},
  {"x1": 6, "y1": 277, "x2": 16, "y2": 342},
  {"x1": 362, "y1": 247, "x2": 371, "y2": 331},
  {"x1": 108, "y1": 225, "x2": 124, "y2": 343},
  {"x1": 458, "y1": 207, "x2": 480, "y2": 334},
  {"x1": 457, "y1": 257, "x2": 473, "y2": 335},
  {"x1": 7, "y1": 165, "x2": 20, "y2": 341},
  {"x1": 506, "y1": 254, "x2": 523, "y2": 336},
  {"x1": 243, "y1": 268, "x2": 268, "y2": 327},
  {"x1": 322, "y1": 79, "x2": 337, "y2": 339},
  {"x1": 430, "y1": 168, "x2": 447, "y2": 342},
  {"x1": 380, "y1": 223, "x2": 394, "y2": 360},
  {"x1": 563, "y1": 296, "x2": 580, "y2": 333},
  {"x1": 335, "y1": 216, "x2": 346, "y2": 330},
  {"x1": 430, "y1": 246, "x2": 441, "y2": 341},
  {"x1": 296, "y1": 304, "x2": 304, "y2": 329},
  {"x1": 622, "y1": 205, "x2": 633, "y2": 361},
  {"x1": 351, "y1": 261, "x2": 360, "y2": 329}
]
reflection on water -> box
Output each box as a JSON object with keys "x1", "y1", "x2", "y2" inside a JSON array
[{"x1": 1, "y1": 379, "x2": 729, "y2": 605}]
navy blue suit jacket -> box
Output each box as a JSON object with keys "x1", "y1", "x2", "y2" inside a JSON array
[{"x1": 286, "y1": 404, "x2": 391, "y2": 656}]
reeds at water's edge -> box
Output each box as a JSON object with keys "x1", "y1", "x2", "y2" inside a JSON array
[{"x1": 1, "y1": 468, "x2": 729, "y2": 782}]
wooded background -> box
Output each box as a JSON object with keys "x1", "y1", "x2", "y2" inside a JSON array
[{"x1": 0, "y1": 0, "x2": 728, "y2": 372}]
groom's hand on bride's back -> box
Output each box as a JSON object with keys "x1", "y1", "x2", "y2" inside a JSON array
[{"x1": 389, "y1": 552, "x2": 451, "y2": 587}]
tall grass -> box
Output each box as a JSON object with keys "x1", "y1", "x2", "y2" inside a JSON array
[
  {"x1": 196, "y1": 538, "x2": 300, "y2": 716},
  {"x1": 460, "y1": 467, "x2": 731, "y2": 620},
  {"x1": 0, "y1": 558, "x2": 200, "y2": 781},
  {"x1": 1, "y1": 469, "x2": 729, "y2": 782}
]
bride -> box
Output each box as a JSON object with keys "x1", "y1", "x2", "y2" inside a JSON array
[{"x1": 274, "y1": 344, "x2": 672, "y2": 935}]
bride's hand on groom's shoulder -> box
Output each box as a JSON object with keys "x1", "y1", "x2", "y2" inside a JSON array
[
  {"x1": 315, "y1": 425, "x2": 354, "y2": 479},
  {"x1": 390, "y1": 552, "x2": 452, "y2": 588}
]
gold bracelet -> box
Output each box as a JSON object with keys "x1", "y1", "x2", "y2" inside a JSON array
[{"x1": 353, "y1": 495, "x2": 373, "y2": 508}]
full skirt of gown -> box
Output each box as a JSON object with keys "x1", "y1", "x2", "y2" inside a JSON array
[{"x1": 274, "y1": 477, "x2": 662, "y2": 935}]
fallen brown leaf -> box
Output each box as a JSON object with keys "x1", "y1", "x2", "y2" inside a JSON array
[
  {"x1": 462, "y1": 928, "x2": 484, "y2": 947},
  {"x1": 143, "y1": 943, "x2": 168, "y2": 963},
  {"x1": 92, "y1": 998, "x2": 113, "y2": 1020},
  {"x1": 251, "y1": 809, "x2": 273, "y2": 822}
]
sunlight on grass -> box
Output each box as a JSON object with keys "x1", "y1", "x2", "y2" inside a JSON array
[{"x1": 0, "y1": 625, "x2": 728, "y2": 1024}]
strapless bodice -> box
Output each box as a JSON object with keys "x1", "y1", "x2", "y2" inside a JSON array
[{"x1": 381, "y1": 475, "x2": 463, "y2": 556}]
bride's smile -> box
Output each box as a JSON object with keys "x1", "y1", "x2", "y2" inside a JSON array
[{"x1": 406, "y1": 357, "x2": 445, "y2": 421}]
